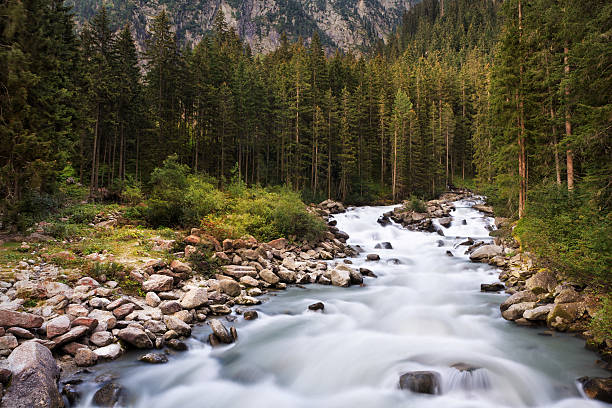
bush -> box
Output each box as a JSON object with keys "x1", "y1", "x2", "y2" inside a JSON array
[
  {"x1": 403, "y1": 195, "x2": 427, "y2": 213},
  {"x1": 590, "y1": 296, "x2": 612, "y2": 343}
]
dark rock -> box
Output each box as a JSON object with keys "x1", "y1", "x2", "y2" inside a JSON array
[
  {"x1": 439, "y1": 217, "x2": 452, "y2": 228},
  {"x1": 377, "y1": 216, "x2": 391, "y2": 227},
  {"x1": 2, "y1": 342, "x2": 62, "y2": 408},
  {"x1": 359, "y1": 268, "x2": 377, "y2": 278},
  {"x1": 446, "y1": 250, "x2": 453, "y2": 257},
  {"x1": 243, "y1": 311, "x2": 259, "y2": 320},
  {"x1": 459, "y1": 238, "x2": 474, "y2": 246},
  {"x1": 327, "y1": 220, "x2": 337, "y2": 227},
  {"x1": 208, "y1": 319, "x2": 233, "y2": 344},
  {"x1": 578, "y1": 377, "x2": 612, "y2": 403},
  {"x1": 308, "y1": 302, "x2": 324, "y2": 311},
  {"x1": 118, "y1": 327, "x2": 153, "y2": 349},
  {"x1": 481, "y1": 283, "x2": 505, "y2": 292},
  {"x1": 0, "y1": 368, "x2": 12, "y2": 384},
  {"x1": 166, "y1": 339, "x2": 187, "y2": 351},
  {"x1": 62, "y1": 382, "x2": 80, "y2": 405},
  {"x1": 93, "y1": 382, "x2": 127, "y2": 407},
  {"x1": 399, "y1": 371, "x2": 441, "y2": 395},
  {"x1": 335, "y1": 230, "x2": 349, "y2": 240},
  {"x1": 74, "y1": 348, "x2": 98, "y2": 367},
  {"x1": 139, "y1": 353, "x2": 168, "y2": 364},
  {"x1": 437, "y1": 240, "x2": 445, "y2": 247},
  {"x1": 208, "y1": 334, "x2": 220, "y2": 347},
  {"x1": 366, "y1": 254, "x2": 380, "y2": 261},
  {"x1": 230, "y1": 326, "x2": 238, "y2": 341},
  {"x1": 374, "y1": 242, "x2": 393, "y2": 249}
]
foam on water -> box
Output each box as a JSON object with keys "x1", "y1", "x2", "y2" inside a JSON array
[{"x1": 75, "y1": 198, "x2": 608, "y2": 408}]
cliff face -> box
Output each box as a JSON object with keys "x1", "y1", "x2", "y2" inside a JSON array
[{"x1": 67, "y1": 0, "x2": 413, "y2": 53}]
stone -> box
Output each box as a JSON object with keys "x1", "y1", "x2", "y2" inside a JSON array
[
  {"x1": 578, "y1": 377, "x2": 612, "y2": 403},
  {"x1": 209, "y1": 319, "x2": 233, "y2": 344},
  {"x1": 267, "y1": 238, "x2": 288, "y2": 250},
  {"x1": 259, "y1": 269, "x2": 280, "y2": 285},
  {"x1": 180, "y1": 288, "x2": 208, "y2": 309},
  {"x1": 308, "y1": 302, "x2": 324, "y2": 311},
  {"x1": 90, "y1": 297, "x2": 111, "y2": 309},
  {"x1": 523, "y1": 304, "x2": 554, "y2": 321},
  {"x1": 146, "y1": 292, "x2": 161, "y2": 307},
  {"x1": 72, "y1": 316, "x2": 99, "y2": 331},
  {"x1": 170, "y1": 260, "x2": 192, "y2": 274},
  {"x1": 0, "y1": 368, "x2": 12, "y2": 385},
  {"x1": 7, "y1": 327, "x2": 34, "y2": 339},
  {"x1": 399, "y1": 371, "x2": 441, "y2": 395},
  {"x1": 142, "y1": 274, "x2": 174, "y2": 292},
  {"x1": 222, "y1": 265, "x2": 258, "y2": 279},
  {"x1": 243, "y1": 311, "x2": 258, "y2": 320},
  {"x1": 438, "y1": 217, "x2": 452, "y2": 228},
  {"x1": 74, "y1": 348, "x2": 98, "y2": 367},
  {"x1": 481, "y1": 283, "x2": 505, "y2": 292},
  {"x1": 500, "y1": 291, "x2": 538, "y2": 312},
  {"x1": 374, "y1": 242, "x2": 393, "y2": 249},
  {"x1": 94, "y1": 343, "x2": 123, "y2": 360},
  {"x1": 525, "y1": 269, "x2": 557, "y2": 295},
  {"x1": 77, "y1": 277, "x2": 100, "y2": 288},
  {"x1": 0, "y1": 310, "x2": 43, "y2": 329},
  {"x1": 90, "y1": 331, "x2": 114, "y2": 347},
  {"x1": 555, "y1": 288, "x2": 582, "y2": 304},
  {"x1": 67, "y1": 304, "x2": 89, "y2": 317},
  {"x1": 547, "y1": 302, "x2": 587, "y2": 331},
  {"x1": 88, "y1": 309, "x2": 117, "y2": 331},
  {"x1": 163, "y1": 316, "x2": 191, "y2": 337},
  {"x1": 209, "y1": 304, "x2": 231, "y2": 315},
  {"x1": 118, "y1": 327, "x2": 153, "y2": 349},
  {"x1": 112, "y1": 303, "x2": 135, "y2": 319},
  {"x1": 366, "y1": 253, "x2": 380, "y2": 261},
  {"x1": 219, "y1": 279, "x2": 241, "y2": 297},
  {"x1": 234, "y1": 295, "x2": 260, "y2": 306},
  {"x1": 331, "y1": 265, "x2": 352, "y2": 287},
  {"x1": 349, "y1": 269, "x2": 363, "y2": 285},
  {"x1": 240, "y1": 276, "x2": 260, "y2": 287},
  {"x1": 0, "y1": 335, "x2": 18, "y2": 351},
  {"x1": 167, "y1": 339, "x2": 188, "y2": 351},
  {"x1": 502, "y1": 302, "x2": 537, "y2": 321},
  {"x1": 277, "y1": 268, "x2": 297, "y2": 283},
  {"x1": 139, "y1": 353, "x2": 168, "y2": 364},
  {"x1": 359, "y1": 268, "x2": 377, "y2": 278},
  {"x1": 469, "y1": 245, "x2": 503, "y2": 261},
  {"x1": 2, "y1": 342, "x2": 62, "y2": 408},
  {"x1": 160, "y1": 300, "x2": 182, "y2": 315},
  {"x1": 93, "y1": 382, "x2": 126, "y2": 407},
  {"x1": 106, "y1": 297, "x2": 131, "y2": 310},
  {"x1": 62, "y1": 342, "x2": 87, "y2": 356}
]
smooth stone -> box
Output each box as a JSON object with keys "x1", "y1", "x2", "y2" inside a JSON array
[
  {"x1": 399, "y1": 371, "x2": 441, "y2": 395},
  {"x1": 208, "y1": 319, "x2": 233, "y2": 344},
  {"x1": 139, "y1": 353, "x2": 168, "y2": 364}
]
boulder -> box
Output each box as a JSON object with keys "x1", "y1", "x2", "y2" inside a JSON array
[
  {"x1": 219, "y1": 280, "x2": 241, "y2": 297},
  {"x1": 46, "y1": 315, "x2": 71, "y2": 338},
  {"x1": 112, "y1": 303, "x2": 135, "y2": 319},
  {"x1": 277, "y1": 268, "x2": 297, "y2": 283},
  {"x1": 145, "y1": 292, "x2": 161, "y2": 307},
  {"x1": 243, "y1": 311, "x2": 258, "y2": 320},
  {"x1": 469, "y1": 245, "x2": 503, "y2": 262},
  {"x1": 555, "y1": 288, "x2": 582, "y2": 304},
  {"x1": 7, "y1": 327, "x2": 33, "y2": 339},
  {"x1": 90, "y1": 331, "x2": 114, "y2": 347},
  {"x1": 93, "y1": 382, "x2": 127, "y2": 407},
  {"x1": 481, "y1": 283, "x2": 505, "y2": 292},
  {"x1": 139, "y1": 353, "x2": 168, "y2": 364},
  {"x1": 308, "y1": 302, "x2": 324, "y2": 311},
  {"x1": 2, "y1": 342, "x2": 62, "y2": 408},
  {"x1": 399, "y1": 371, "x2": 441, "y2": 395},
  {"x1": 142, "y1": 274, "x2": 174, "y2": 292},
  {"x1": 240, "y1": 276, "x2": 260, "y2": 287},
  {"x1": 331, "y1": 265, "x2": 352, "y2": 287},
  {"x1": 349, "y1": 269, "x2": 363, "y2": 285},
  {"x1": 118, "y1": 327, "x2": 153, "y2": 349},
  {"x1": 170, "y1": 260, "x2": 192, "y2": 274},
  {"x1": 366, "y1": 254, "x2": 380, "y2": 261},
  {"x1": 525, "y1": 269, "x2": 557, "y2": 295},
  {"x1": 259, "y1": 269, "x2": 280, "y2": 285},
  {"x1": 523, "y1": 304, "x2": 554, "y2": 321},
  {"x1": 500, "y1": 291, "x2": 538, "y2": 312},
  {"x1": 163, "y1": 316, "x2": 191, "y2": 337},
  {"x1": 501, "y1": 302, "x2": 537, "y2": 321},
  {"x1": 579, "y1": 377, "x2": 612, "y2": 403},
  {"x1": 94, "y1": 343, "x2": 122, "y2": 360},
  {"x1": 52, "y1": 326, "x2": 88, "y2": 348},
  {"x1": 160, "y1": 300, "x2": 182, "y2": 315},
  {"x1": 438, "y1": 217, "x2": 452, "y2": 228},
  {"x1": 267, "y1": 238, "x2": 288, "y2": 250},
  {"x1": 180, "y1": 288, "x2": 208, "y2": 309},
  {"x1": 74, "y1": 348, "x2": 98, "y2": 367},
  {"x1": 546, "y1": 302, "x2": 587, "y2": 331},
  {"x1": 0, "y1": 310, "x2": 43, "y2": 329},
  {"x1": 208, "y1": 319, "x2": 233, "y2": 344}
]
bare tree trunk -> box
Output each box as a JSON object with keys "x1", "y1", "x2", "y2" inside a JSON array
[
  {"x1": 517, "y1": 0, "x2": 527, "y2": 218},
  {"x1": 90, "y1": 103, "x2": 100, "y2": 198},
  {"x1": 564, "y1": 46, "x2": 574, "y2": 190}
]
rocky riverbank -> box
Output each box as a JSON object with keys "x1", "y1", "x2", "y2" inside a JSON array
[{"x1": 0, "y1": 199, "x2": 371, "y2": 406}]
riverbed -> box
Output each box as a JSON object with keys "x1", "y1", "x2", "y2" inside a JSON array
[{"x1": 74, "y1": 198, "x2": 608, "y2": 407}]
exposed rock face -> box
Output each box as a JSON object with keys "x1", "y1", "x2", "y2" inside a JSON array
[
  {"x1": 579, "y1": 377, "x2": 612, "y2": 403},
  {"x1": 2, "y1": 342, "x2": 63, "y2": 408}
]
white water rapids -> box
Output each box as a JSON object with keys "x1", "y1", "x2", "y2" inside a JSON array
[{"x1": 75, "y1": 198, "x2": 608, "y2": 407}]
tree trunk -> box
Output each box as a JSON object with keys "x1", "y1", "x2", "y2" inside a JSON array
[{"x1": 564, "y1": 46, "x2": 574, "y2": 190}]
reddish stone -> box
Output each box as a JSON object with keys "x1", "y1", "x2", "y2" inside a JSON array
[
  {"x1": 71, "y1": 317, "x2": 98, "y2": 331},
  {"x1": 0, "y1": 310, "x2": 43, "y2": 329}
]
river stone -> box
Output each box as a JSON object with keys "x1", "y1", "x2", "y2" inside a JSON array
[
  {"x1": 209, "y1": 304, "x2": 231, "y2": 315},
  {"x1": 366, "y1": 253, "x2": 380, "y2": 261},
  {"x1": 142, "y1": 274, "x2": 174, "y2": 292},
  {"x1": 89, "y1": 297, "x2": 111, "y2": 309},
  {"x1": 94, "y1": 343, "x2": 123, "y2": 360},
  {"x1": 439, "y1": 217, "x2": 452, "y2": 228},
  {"x1": 0, "y1": 310, "x2": 44, "y2": 329},
  {"x1": 2, "y1": 342, "x2": 62, "y2": 408},
  {"x1": 53, "y1": 325, "x2": 88, "y2": 348},
  {"x1": 145, "y1": 292, "x2": 161, "y2": 307},
  {"x1": 163, "y1": 316, "x2": 191, "y2": 337},
  {"x1": 500, "y1": 291, "x2": 538, "y2": 312},
  {"x1": 139, "y1": 353, "x2": 168, "y2": 364},
  {"x1": 93, "y1": 382, "x2": 127, "y2": 407},
  {"x1": 259, "y1": 269, "x2": 280, "y2": 285},
  {"x1": 234, "y1": 295, "x2": 260, "y2": 306},
  {"x1": 219, "y1": 280, "x2": 241, "y2": 297},
  {"x1": 112, "y1": 303, "x2": 135, "y2": 319},
  {"x1": 579, "y1": 377, "x2": 612, "y2": 403},
  {"x1": 89, "y1": 310, "x2": 117, "y2": 331},
  {"x1": 240, "y1": 276, "x2": 260, "y2": 287},
  {"x1": 7, "y1": 327, "x2": 34, "y2": 339},
  {"x1": 277, "y1": 268, "x2": 297, "y2": 283},
  {"x1": 243, "y1": 311, "x2": 258, "y2": 320},
  {"x1": 523, "y1": 304, "x2": 554, "y2": 320},
  {"x1": 90, "y1": 331, "x2": 114, "y2": 347},
  {"x1": 375, "y1": 242, "x2": 393, "y2": 249},
  {"x1": 359, "y1": 268, "x2": 377, "y2": 278},
  {"x1": 469, "y1": 244, "x2": 503, "y2": 262},
  {"x1": 331, "y1": 265, "x2": 352, "y2": 287},
  {"x1": 525, "y1": 269, "x2": 557, "y2": 295},
  {"x1": 349, "y1": 269, "x2": 363, "y2": 285},
  {"x1": 74, "y1": 348, "x2": 98, "y2": 367},
  {"x1": 546, "y1": 302, "x2": 587, "y2": 331},
  {"x1": 399, "y1": 371, "x2": 441, "y2": 395},
  {"x1": 481, "y1": 283, "x2": 505, "y2": 292},
  {"x1": 209, "y1": 319, "x2": 233, "y2": 344},
  {"x1": 501, "y1": 302, "x2": 537, "y2": 321},
  {"x1": 308, "y1": 302, "x2": 324, "y2": 311},
  {"x1": 118, "y1": 327, "x2": 153, "y2": 349},
  {"x1": 180, "y1": 288, "x2": 208, "y2": 309}
]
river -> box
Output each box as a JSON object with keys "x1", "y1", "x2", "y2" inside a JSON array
[{"x1": 74, "y1": 198, "x2": 608, "y2": 407}]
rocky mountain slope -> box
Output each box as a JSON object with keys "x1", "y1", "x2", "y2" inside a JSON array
[{"x1": 66, "y1": 0, "x2": 414, "y2": 53}]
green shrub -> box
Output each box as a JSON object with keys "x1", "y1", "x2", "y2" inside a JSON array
[
  {"x1": 403, "y1": 195, "x2": 427, "y2": 213},
  {"x1": 590, "y1": 296, "x2": 612, "y2": 343}
]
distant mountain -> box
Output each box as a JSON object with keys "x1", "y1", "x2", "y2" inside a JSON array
[{"x1": 66, "y1": 0, "x2": 415, "y2": 53}]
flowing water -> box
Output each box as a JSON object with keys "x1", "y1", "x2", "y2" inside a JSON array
[{"x1": 74, "y1": 198, "x2": 608, "y2": 408}]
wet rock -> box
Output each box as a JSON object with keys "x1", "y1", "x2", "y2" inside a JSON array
[
  {"x1": 180, "y1": 287, "x2": 208, "y2": 309},
  {"x1": 446, "y1": 250, "x2": 453, "y2": 257},
  {"x1": 0, "y1": 368, "x2": 12, "y2": 384},
  {"x1": 349, "y1": 269, "x2": 363, "y2": 285},
  {"x1": 166, "y1": 339, "x2": 187, "y2": 351},
  {"x1": 374, "y1": 242, "x2": 393, "y2": 249},
  {"x1": 469, "y1": 245, "x2": 503, "y2": 262},
  {"x1": 0, "y1": 310, "x2": 44, "y2": 329},
  {"x1": 451, "y1": 363, "x2": 480, "y2": 372},
  {"x1": 209, "y1": 304, "x2": 231, "y2": 315},
  {"x1": 139, "y1": 353, "x2": 168, "y2": 364},
  {"x1": 308, "y1": 302, "x2": 324, "y2": 311},
  {"x1": 2, "y1": 342, "x2": 62, "y2": 408},
  {"x1": 473, "y1": 204, "x2": 494, "y2": 215},
  {"x1": 525, "y1": 269, "x2": 557, "y2": 295},
  {"x1": 93, "y1": 382, "x2": 126, "y2": 407},
  {"x1": 208, "y1": 319, "x2": 233, "y2": 344},
  {"x1": 523, "y1": 304, "x2": 554, "y2": 321},
  {"x1": 243, "y1": 311, "x2": 258, "y2": 320},
  {"x1": 74, "y1": 348, "x2": 98, "y2": 367},
  {"x1": 234, "y1": 295, "x2": 260, "y2": 306},
  {"x1": 578, "y1": 377, "x2": 612, "y2": 403},
  {"x1": 142, "y1": 274, "x2": 174, "y2": 292},
  {"x1": 359, "y1": 268, "x2": 377, "y2": 278},
  {"x1": 502, "y1": 302, "x2": 537, "y2": 321},
  {"x1": 219, "y1": 279, "x2": 241, "y2": 297},
  {"x1": 94, "y1": 343, "x2": 123, "y2": 360},
  {"x1": 481, "y1": 283, "x2": 505, "y2": 292},
  {"x1": 118, "y1": 327, "x2": 153, "y2": 349},
  {"x1": 331, "y1": 265, "x2": 352, "y2": 287},
  {"x1": 377, "y1": 216, "x2": 391, "y2": 226},
  {"x1": 439, "y1": 217, "x2": 452, "y2": 228},
  {"x1": 163, "y1": 316, "x2": 191, "y2": 337},
  {"x1": 62, "y1": 382, "x2": 80, "y2": 405},
  {"x1": 366, "y1": 253, "x2": 380, "y2": 261},
  {"x1": 399, "y1": 371, "x2": 441, "y2": 395}
]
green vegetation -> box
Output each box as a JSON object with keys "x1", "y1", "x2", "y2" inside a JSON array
[{"x1": 590, "y1": 296, "x2": 612, "y2": 345}]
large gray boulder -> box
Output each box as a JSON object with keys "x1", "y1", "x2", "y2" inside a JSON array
[
  {"x1": 331, "y1": 265, "x2": 352, "y2": 287},
  {"x1": 2, "y1": 342, "x2": 63, "y2": 408},
  {"x1": 469, "y1": 244, "x2": 503, "y2": 262},
  {"x1": 525, "y1": 269, "x2": 557, "y2": 295}
]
